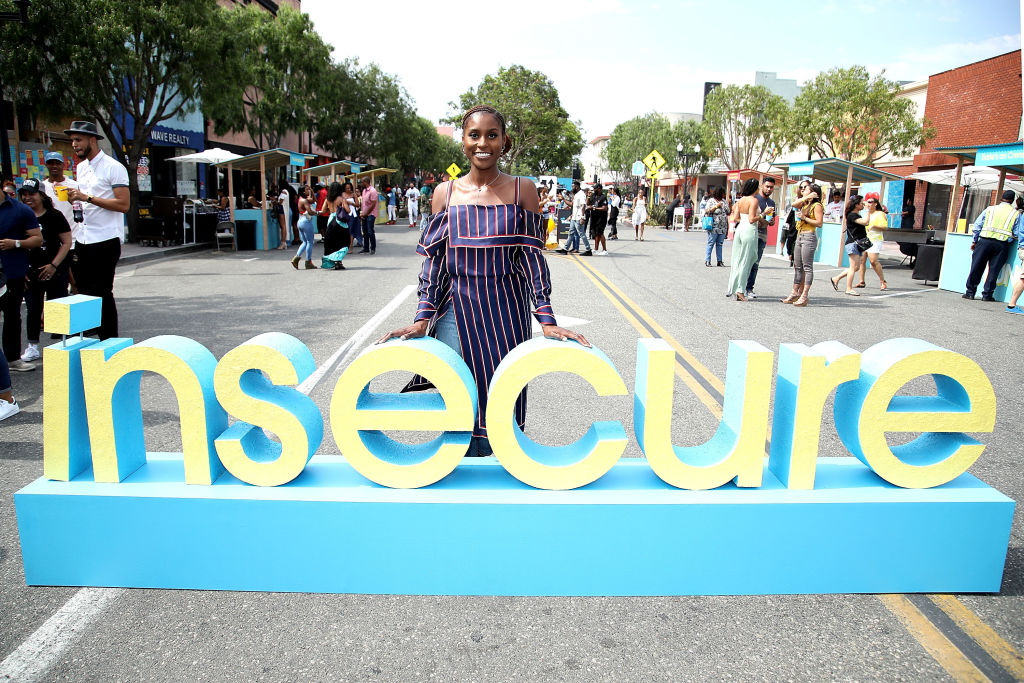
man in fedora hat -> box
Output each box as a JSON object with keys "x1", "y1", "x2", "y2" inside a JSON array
[{"x1": 63, "y1": 120, "x2": 129, "y2": 339}]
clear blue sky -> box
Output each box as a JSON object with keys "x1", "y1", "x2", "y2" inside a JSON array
[{"x1": 303, "y1": 0, "x2": 1021, "y2": 139}]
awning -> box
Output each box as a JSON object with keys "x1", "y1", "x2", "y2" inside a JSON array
[
  {"x1": 656, "y1": 178, "x2": 681, "y2": 187},
  {"x1": 771, "y1": 158, "x2": 902, "y2": 184},
  {"x1": 344, "y1": 168, "x2": 398, "y2": 183},
  {"x1": 301, "y1": 159, "x2": 360, "y2": 180},
  {"x1": 212, "y1": 148, "x2": 315, "y2": 172},
  {"x1": 934, "y1": 142, "x2": 1024, "y2": 176}
]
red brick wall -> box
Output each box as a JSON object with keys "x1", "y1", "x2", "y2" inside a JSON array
[{"x1": 920, "y1": 50, "x2": 1022, "y2": 159}]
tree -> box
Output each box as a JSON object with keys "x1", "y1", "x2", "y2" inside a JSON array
[
  {"x1": 789, "y1": 66, "x2": 934, "y2": 166},
  {"x1": 703, "y1": 84, "x2": 789, "y2": 170},
  {"x1": 313, "y1": 61, "x2": 417, "y2": 166},
  {"x1": 448, "y1": 65, "x2": 584, "y2": 174},
  {"x1": 604, "y1": 113, "x2": 674, "y2": 181},
  {"x1": 0, "y1": 0, "x2": 233, "y2": 234},
  {"x1": 205, "y1": 5, "x2": 331, "y2": 151},
  {"x1": 603, "y1": 114, "x2": 710, "y2": 186}
]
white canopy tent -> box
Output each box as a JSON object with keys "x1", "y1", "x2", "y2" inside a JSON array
[
  {"x1": 908, "y1": 165, "x2": 1024, "y2": 192},
  {"x1": 166, "y1": 148, "x2": 244, "y2": 244},
  {"x1": 167, "y1": 148, "x2": 243, "y2": 165}
]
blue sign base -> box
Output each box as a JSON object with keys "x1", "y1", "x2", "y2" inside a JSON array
[{"x1": 15, "y1": 455, "x2": 1013, "y2": 596}]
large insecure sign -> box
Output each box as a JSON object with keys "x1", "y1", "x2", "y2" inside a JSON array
[
  {"x1": 14, "y1": 295, "x2": 1015, "y2": 596},
  {"x1": 38, "y1": 298, "x2": 998, "y2": 491}
]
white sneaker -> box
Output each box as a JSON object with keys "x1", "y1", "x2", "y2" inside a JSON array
[
  {"x1": 8, "y1": 359, "x2": 36, "y2": 372},
  {"x1": 21, "y1": 343, "x2": 40, "y2": 362},
  {"x1": 597, "y1": 250, "x2": 608, "y2": 255},
  {"x1": 745, "y1": 291, "x2": 757, "y2": 300},
  {"x1": 0, "y1": 398, "x2": 19, "y2": 422}
]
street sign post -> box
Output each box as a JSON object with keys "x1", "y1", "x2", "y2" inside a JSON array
[
  {"x1": 631, "y1": 161, "x2": 646, "y2": 177},
  {"x1": 446, "y1": 163, "x2": 462, "y2": 179},
  {"x1": 643, "y1": 150, "x2": 666, "y2": 173}
]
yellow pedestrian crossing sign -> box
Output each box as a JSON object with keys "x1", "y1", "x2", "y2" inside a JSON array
[
  {"x1": 647, "y1": 168, "x2": 659, "y2": 179},
  {"x1": 446, "y1": 163, "x2": 462, "y2": 179},
  {"x1": 643, "y1": 150, "x2": 666, "y2": 172}
]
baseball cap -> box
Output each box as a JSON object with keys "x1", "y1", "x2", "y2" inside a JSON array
[
  {"x1": 44, "y1": 152, "x2": 65, "y2": 164},
  {"x1": 18, "y1": 178, "x2": 41, "y2": 194},
  {"x1": 1002, "y1": 190, "x2": 1017, "y2": 201}
]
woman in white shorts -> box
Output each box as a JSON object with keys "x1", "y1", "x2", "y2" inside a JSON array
[{"x1": 855, "y1": 192, "x2": 888, "y2": 291}]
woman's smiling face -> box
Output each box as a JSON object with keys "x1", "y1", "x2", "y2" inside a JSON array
[{"x1": 463, "y1": 112, "x2": 504, "y2": 170}]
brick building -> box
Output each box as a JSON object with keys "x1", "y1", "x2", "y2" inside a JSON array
[{"x1": 883, "y1": 50, "x2": 1022, "y2": 230}]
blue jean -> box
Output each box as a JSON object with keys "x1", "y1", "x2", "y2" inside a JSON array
[
  {"x1": 565, "y1": 219, "x2": 590, "y2": 252},
  {"x1": 295, "y1": 217, "x2": 315, "y2": 261},
  {"x1": 362, "y1": 215, "x2": 376, "y2": 251},
  {"x1": 0, "y1": 342, "x2": 9, "y2": 394},
  {"x1": 435, "y1": 307, "x2": 492, "y2": 457},
  {"x1": 349, "y1": 215, "x2": 362, "y2": 245},
  {"x1": 705, "y1": 232, "x2": 725, "y2": 262},
  {"x1": 745, "y1": 238, "x2": 767, "y2": 292}
]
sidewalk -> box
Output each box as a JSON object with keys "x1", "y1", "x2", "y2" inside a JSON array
[{"x1": 119, "y1": 241, "x2": 212, "y2": 266}]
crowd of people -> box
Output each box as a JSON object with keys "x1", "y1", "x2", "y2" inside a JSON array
[{"x1": 0, "y1": 120, "x2": 129, "y2": 422}]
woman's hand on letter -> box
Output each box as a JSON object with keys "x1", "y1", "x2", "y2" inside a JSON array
[
  {"x1": 376, "y1": 319, "x2": 429, "y2": 344},
  {"x1": 542, "y1": 324, "x2": 591, "y2": 348}
]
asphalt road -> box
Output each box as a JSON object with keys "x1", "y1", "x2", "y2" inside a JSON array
[{"x1": 1, "y1": 222, "x2": 1021, "y2": 682}]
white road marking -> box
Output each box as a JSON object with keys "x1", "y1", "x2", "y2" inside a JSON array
[
  {"x1": 0, "y1": 587, "x2": 123, "y2": 682},
  {"x1": 242, "y1": 257, "x2": 259, "y2": 262},
  {"x1": 1, "y1": 285, "x2": 417, "y2": 682},
  {"x1": 298, "y1": 283, "x2": 416, "y2": 395},
  {"x1": 870, "y1": 288, "x2": 941, "y2": 299},
  {"x1": 531, "y1": 314, "x2": 590, "y2": 333}
]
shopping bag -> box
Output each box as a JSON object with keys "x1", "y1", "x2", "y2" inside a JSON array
[{"x1": 702, "y1": 216, "x2": 714, "y2": 230}]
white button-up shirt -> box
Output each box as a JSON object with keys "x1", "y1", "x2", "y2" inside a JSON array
[{"x1": 75, "y1": 150, "x2": 128, "y2": 244}]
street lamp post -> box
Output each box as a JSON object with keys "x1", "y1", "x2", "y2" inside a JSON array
[
  {"x1": 676, "y1": 142, "x2": 701, "y2": 227},
  {"x1": 0, "y1": 0, "x2": 31, "y2": 182}
]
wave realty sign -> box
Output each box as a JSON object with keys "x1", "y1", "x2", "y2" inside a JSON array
[{"x1": 14, "y1": 295, "x2": 1014, "y2": 596}]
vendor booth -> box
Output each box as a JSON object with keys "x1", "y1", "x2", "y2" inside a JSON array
[
  {"x1": 926, "y1": 142, "x2": 1024, "y2": 302},
  {"x1": 771, "y1": 158, "x2": 902, "y2": 267},
  {"x1": 215, "y1": 149, "x2": 315, "y2": 251},
  {"x1": 167, "y1": 148, "x2": 243, "y2": 246}
]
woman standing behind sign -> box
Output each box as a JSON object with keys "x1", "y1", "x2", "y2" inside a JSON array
[
  {"x1": 632, "y1": 192, "x2": 647, "y2": 240},
  {"x1": 854, "y1": 192, "x2": 889, "y2": 290},
  {"x1": 782, "y1": 182, "x2": 823, "y2": 306},
  {"x1": 725, "y1": 179, "x2": 762, "y2": 301},
  {"x1": 378, "y1": 105, "x2": 587, "y2": 457}
]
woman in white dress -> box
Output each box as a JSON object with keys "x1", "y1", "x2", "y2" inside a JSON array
[{"x1": 632, "y1": 192, "x2": 647, "y2": 240}]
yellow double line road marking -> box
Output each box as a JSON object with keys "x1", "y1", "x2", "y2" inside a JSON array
[
  {"x1": 565, "y1": 255, "x2": 723, "y2": 419},
  {"x1": 564, "y1": 253, "x2": 1024, "y2": 682}
]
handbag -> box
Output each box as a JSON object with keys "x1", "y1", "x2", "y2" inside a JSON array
[
  {"x1": 702, "y1": 215, "x2": 714, "y2": 230},
  {"x1": 855, "y1": 237, "x2": 873, "y2": 251}
]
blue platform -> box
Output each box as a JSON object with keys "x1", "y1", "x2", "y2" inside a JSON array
[{"x1": 15, "y1": 455, "x2": 1013, "y2": 596}]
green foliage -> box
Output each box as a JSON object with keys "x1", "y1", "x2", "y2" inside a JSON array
[
  {"x1": 789, "y1": 66, "x2": 934, "y2": 166},
  {"x1": 604, "y1": 113, "x2": 673, "y2": 179},
  {"x1": 604, "y1": 114, "x2": 710, "y2": 183},
  {"x1": 313, "y1": 60, "x2": 414, "y2": 168},
  {"x1": 647, "y1": 202, "x2": 667, "y2": 226},
  {"x1": 204, "y1": 5, "x2": 331, "y2": 150},
  {"x1": 0, "y1": 0, "x2": 233, "y2": 229},
  {"x1": 448, "y1": 65, "x2": 584, "y2": 174},
  {"x1": 703, "y1": 84, "x2": 789, "y2": 170}
]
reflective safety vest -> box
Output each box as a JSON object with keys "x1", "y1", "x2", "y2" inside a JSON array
[{"x1": 979, "y1": 202, "x2": 1019, "y2": 241}]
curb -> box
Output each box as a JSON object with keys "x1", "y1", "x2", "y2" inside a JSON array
[{"x1": 119, "y1": 242, "x2": 212, "y2": 267}]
